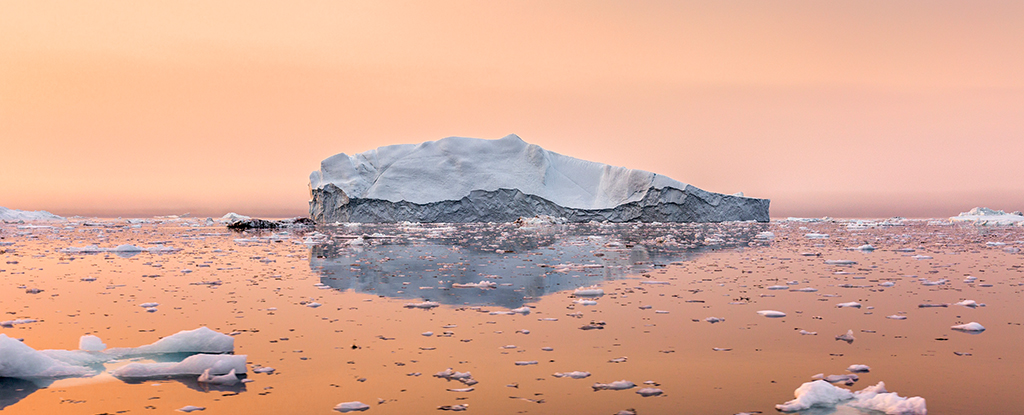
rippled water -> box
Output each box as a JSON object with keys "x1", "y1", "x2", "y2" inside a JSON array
[{"x1": 1, "y1": 218, "x2": 1021, "y2": 414}]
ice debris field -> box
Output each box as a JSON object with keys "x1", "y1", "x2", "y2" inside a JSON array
[{"x1": 2, "y1": 211, "x2": 1024, "y2": 414}]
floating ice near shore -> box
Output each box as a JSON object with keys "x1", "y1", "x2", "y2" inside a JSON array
[
  {"x1": 309, "y1": 135, "x2": 769, "y2": 223},
  {"x1": 776, "y1": 380, "x2": 926, "y2": 414},
  {"x1": 949, "y1": 207, "x2": 1024, "y2": 226},
  {"x1": 0, "y1": 206, "x2": 63, "y2": 221},
  {"x1": 112, "y1": 354, "x2": 247, "y2": 379}
]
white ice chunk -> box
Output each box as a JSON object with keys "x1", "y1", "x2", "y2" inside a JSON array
[
  {"x1": 79, "y1": 335, "x2": 106, "y2": 351},
  {"x1": 573, "y1": 287, "x2": 605, "y2": 297},
  {"x1": 835, "y1": 330, "x2": 856, "y2": 343},
  {"x1": 951, "y1": 322, "x2": 986, "y2": 332},
  {"x1": 593, "y1": 380, "x2": 636, "y2": 391},
  {"x1": 0, "y1": 334, "x2": 93, "y2": 379},
  {"x1": 847, "y1": 365, "x2": 871, "y2": 373},
  {"x1": 108, "y1": 327, "x2": 234, "y2": 357},
  {"x1": 553, "y1": 371, "x2": 591, "y2": 379},
  {"x1": 177, "y1": 405, "x2": 206, "y2": 412},
  {"x1": 334, "y1": 401, "x2": 370, "y2": 412},
  {"x1": 636, "y1": 387, "x2": 664, "y2": 397},
  {"x1": 112, "y1": 354, "x2": 246, "y2": 379},
  {"x1": 757, "y1": 310, "x2": 786, "y2": 318},
  {"x1": 197, "y1": 368, "x2": 239, "y2": 385},
  {"x1": 404, "y1": 301, "x2": 440, "y2": 309},
  {"x1": 837, "y1": 302, "x2": 862, "y2": 308}
]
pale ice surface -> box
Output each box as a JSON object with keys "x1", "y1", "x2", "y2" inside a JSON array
[
  {"x1": 112, "y1": 354, "x2": 247, "y2": 379},
  {"x1": 593, "y1": 380, "x2": 636, "y2": 391},
  {"x1": 950, "y1": 207, "x2": 1024, "y2": 226},
  {"x1": 310, "y1": 134, "x2": 689, "y2": 209},
  {"x1": 0, "y1": 334, "x2": 93, "y2": 379},
  {"x1": 78, "y1": 335, "x2": 106, "y2": 351},
  {"x1": 950, "y1": 322, "x2": 986, "y2": 332},
  {"x1": 107, "y1": 327, "x2": 234, "y2": 357},
  {"x1": 776, "y1": 380, "x2": 926, "y2": 414},
  {"x1": 334, "y1": 401, "x2": 371, "y2": 412},
  {"x1": 0, "y1": 206, "x2": 63, "y2": 221},
  {"x1": 757, "y1": 310, "x2": 786, "y2": 318}
]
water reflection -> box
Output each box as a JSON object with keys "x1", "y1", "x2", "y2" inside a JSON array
[
  {"x1": 0, "y1": 378, "x2": 44, "y2": 410},
  {"x1": 310, "y1": 222, "x2": 767, "y2": 307}
]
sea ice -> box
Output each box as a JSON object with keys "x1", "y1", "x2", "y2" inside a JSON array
[
  {"x1": 949, "y1": 207, "x2": 1024, "y2": 226},
  {"x1": 757, "y1": 310, "x2": 786, "y2": 318},
  {"x1": 79, "y1": 335, "x2": 106, "y2": 351},
  {"x1": 636, "y1": 387, "x2": 664, "y2": 397},
  {"x1": 573, "y1": 287, "x2": 605, "y2": 297},
  {"x1": 553, "y1": 371, "x2": 591, "y2": 379},
  {"x1": 197, "y1": 368, "x2": 239, "y2": 385},
  {"x1": 837, "y1": 302, "x2": 862, "y2": 308},
  {"x1": 334, "y1": 401, "x2": 370, "y2": 412},
  {"x1": 177, "y1": 405, "x2": 206, "y2": 412},
  {"x1": 0, "y1": 207, "x2": 63, "y2": 221},
  {"x1": 112, "y1": 354, "x2": 247, "y2": 379},
  {"x1": 592, "y1": 380, "x2": 636, "y2": 391},
  {"x1": 107, "y1": 327, "x2": 234, "y2": 357},
  {"x1": 0, "y1": 334, "x2": 94, "y2": 379},
  {"x1": 776, "y1": 380, "x2": 926, "y2": 414},
  {"x1": 847, "y1": 365, "x2": 871, "y2": 373},
  {"x1": 951, "y1": 322, "x2": 985, "y2": 332},
  {"x1": 835, "y1": 330, "x2": 856, "y2": 343}
]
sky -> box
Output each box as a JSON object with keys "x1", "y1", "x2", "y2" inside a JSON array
[{"x1": 2, "y1": 1, "x2": 1022, "y2": 218}]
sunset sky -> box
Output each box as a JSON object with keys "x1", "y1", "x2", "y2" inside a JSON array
[{"x1": 2, "y1": 1, "x2": 1022, "y2": 218}]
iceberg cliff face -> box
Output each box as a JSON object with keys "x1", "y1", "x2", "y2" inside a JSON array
[{"x1": 309, "y1": 135, "x2": 769, "y2": 223}]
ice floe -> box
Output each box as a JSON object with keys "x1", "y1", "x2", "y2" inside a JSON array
[
  {"x1": 334, "y1": 401, "x2": 370, "y2": 412},
  {"x1": 776, "y1": 380, "x2": 926, "y2": 414},
  {"x1": 112, "y1": 354, "x2": 247, "y2": 379},
  {"x1": 592, "y1": 380, "x2": 636, "y2": 391},
  {"x1": 757, "y1": 310, "x2": 786, "y2": 318},
  {"x1": 951, "y1": 322, "x2": 986, "y2": 332}
]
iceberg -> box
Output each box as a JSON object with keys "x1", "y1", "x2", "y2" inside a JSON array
[
  {"x1": 949, "y1": 207, "x2": 1024, "y2": 226},
  {"x1": 111, "y1": 354, "x2": 246, "y2": 379},
  {"x1": 776, "y1": 380, "x2": 926, "y2": 415},
  {"x1": 0, "y1": 207, "x2": 63, "y2": 221},
  {"x1": 309, "y1": 135, "x2": 769, "y2": 223},
  {"x1": 0, "y1": 334, "x2": 93, "y2": 379}
]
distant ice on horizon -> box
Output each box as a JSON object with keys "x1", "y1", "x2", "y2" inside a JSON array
[
  {"x1": 0, "y1": 207, "x2": 63, "y2": 221},
  {"x1": 950, "y1": 207, "x2": 1024, "y2": 226}
]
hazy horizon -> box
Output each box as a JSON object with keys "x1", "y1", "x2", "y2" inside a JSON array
[{"x1": 3, "y1": 1, "x2": 1022, "y2": 219}]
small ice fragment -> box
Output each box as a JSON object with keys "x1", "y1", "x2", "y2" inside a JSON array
[
  {"x1": 951, "y1": 322, "x2": 985, "y2": 332},
  {"x1": 712, "y1": 348, "x2": 732, "y2": 351},
  {"x1": 574, "y1": 299, "x2": 597, "y2": 306},
  {"x1": 177, "y1": 406, "x2": 206, "y2": 412},
  {"x1": 553, "y1": 371, "x2": 590, "y2": 379},
  {"x1": 510, "y1": 306, "x2": 531, "y2": 315},
  {"x1": 515, "y1": 361, "x2": 538, "y2": 366},
  {"x1": 404, "y1": 301, "x2": 440, "y2": 309},
  {"x1": 705, "y1": 317, "x2": 725, "y2": 323},
  {"x1": 799, "y1": 330, "x2": 817, "y2": 335},
  {"x1": 638, "y1": 305, "x2": 652, "y2": 310},
  {"x1": 654, "y1": 310, "x2": 669, "y2": 314},
  {"x1": 422, "y1": 332, "x2": 434, "y2": 336},
  {"x1": 878, "y1": 281, "x2": 895, "y2": 287},
  {"x1": 197, "y1": 368, "x2": 239, "y2": 385},
  {"x1": 541, "y1": 347, "x2": 554, "y2": 351},
  {"x1": 825, "y1": 260, "x2": 856, "y2": 265},
  {"x1": 766, "y1": 285, "x2": 789, "y2": 290},
  {"x1": 437, "y1": 404, "x2": 468, "y2": 411},
  {"x1": 253, "y1": 367, "x2": 275, "y2": 373},
  {"x1": 954, "y1": 300, "x2": 982, "y2": 308},
  {"x1": 573, "y1": 287, "x2": 604, "y2": 297},
  {"x1": 307, "y1": 302, "x2": 322, "y2": 308},
  {"x1": 636, "y1": 387, "x2": 663, "y2": 397},
  {"x1": 847, "y1": 365, "x2": 870, "y2": 373},
  {"x1": 757, "y1": 310, "x2": 786, "y2": 318},
  {"x1": 79, "y1": 335, "x2": 106, "y2": 351},
  {"x1": 836, "y1": 302, "x2": 862, "y2": 308},
  {"x1": 139, "y1": 302, "x2": 159, "y2": 308},
  {"x1": 447, "y1": 387, "x2": 475, "y2": 392},
  {"x1": 886, "y1": 315, "x2": 907, "y2": 320},
  {"x1": 835, "y1": 330, "x2": 856, "y2": 343},
  {"x1": 608, "y1": 357, "x2": 627, "y2": 363},
  {"x1": 145, "y1": 307, "x2": 158, "y2": 313},
  {"x1": 592, "y1": 380, "x2": 636, "y2": 391},
  {"x1": 333, "y1": 401, "x2": 370, "y2": 412},
  {"x1": 792, "y1": 287, "x2": 818, "y2": 292},
  {"x1": 918, "y1": 303, "x2": 949, "y2": 308}
]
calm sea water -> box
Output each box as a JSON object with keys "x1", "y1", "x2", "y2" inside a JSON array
[{"x1": 1, "y1": 218, "x2": 1021, "y2": 414}]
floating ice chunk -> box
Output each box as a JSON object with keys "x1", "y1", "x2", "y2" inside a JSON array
[
  {"x1": 198, "y1": 368, "x2": 239, "y2": 385},
  {"x1": 139, "y1": 302, "x2": 159, "y2": 308},
  {"x1": 825, "y1": 260, "x2": 856, "y2": 265},
  {"x1": 852, "y1": 244, "x2": 875, "y2": 251},
  {"x1": 573, "y1": 287, "x2": 605, "y2": 297},
  {"x1": 792, "y1": 287, "x2": 818, "y2": 292},
  {"x1": 574, "y1": 299, "x2": 598, "y2": 306},
  {"x1": 636, "y1": 387, "x2": 663, "y2": 397},
  {"x1": 886, "y1": 315, "x2": 907, "y2": 320},
  {"x1": 879, "y1": 281, "x2": 895, "y2": 287},
  {"x1": 951, "y1": 322, "x2": 986, "y2": 332},
  {"x1": 422, "y1": 331, "x2": 434, "y2": 336},
  {"x1": 799, "y1": 330, "x2": 817, "y2": 335},
  {"x1": 334, "y1": 401, "x2": 370, "y2": 412},
  {"x1": 553, "y1": 371, "x2": 591, "y2": 379},
  {"x1": 954, "y1": 300, "x2": 983, "y2": 308},
  {"x1": 766, "y1": 285, "x2": 789, "y2": 290},
  {"x1": 712, "y1": 347, "x2": 732, "y2": 351},
  {"x1": 510, "y1": 306, "x2": 531, "y2": 315},
  {"x1": 177, "y1": 406, "x2": 206, "y2": 412},
  {"x1": 0, "y1": 334, "x2": 94, "y2": 379},
  {"x1": 835, "y1": 330, "x2": 856, "y2": 343},
  {"x1": 112, "y1": 354, "x2": 246, "y2": 379},
  {"x1": 920, "y1": 278, "x2": 946, "y2": 286},
  {"x1": 79, "y1": 335, "x2": 106, "y2": 351},
  {"x1": 918, "y1": 303, "x2": 949, "y2": 308},
  {"x1": 592, "y1": 380, "x2": 636, "y2": 391},
  {"x1": 847, "y1": 365, "x2": 870, "y2": 373},
  {"x1": 912, "y1": 255, "x2": 932, "y2": 260},
  {"x1": 805, "y1": 233, "x2": 830, "y2": 239},
  {"x1": 848, "y1": 381, "x2": 927, "y2": 414},
  {"x1": 404, "y1": 301, "x2": 440, "y2": 309},
  {"x1": 437, "y1": 404, "x2": 468, "y2": 411},
  {"x1": 705, "y1": 317, "x2": 725, "y2": 323},
  {"x1": 307, "y1": 302, "x2": 322, "y2": 308},
  {"x1": 757, "y1": 310, "x2": 786, "y2": 318},
  {"x1": 108, "y1": 327, "x2": 234, "y2": 357},
  {"x1": 837, "y1": 302, "x2": 862, "y2": 308},
  {"x1": 447, "y1": 387, "x2": 475, "y2": 392},
  {"x1": 515, "y1": 361, "x2": 538, "y2": 366},
  {"x1": 950, "y1": 207, "x2": 1024, "y2": 226},
  {"x1": 776, "y1": 380, "x2": 854, "y2": 411},
  {"x1": 253, "y1": 366, "x2": 275, "y2": 373},
  {"x1": 640, "y1": 281, "x2": 671, "y2": 285},
  {"x1": 452, "y1": 281, "x2": 497, "y2": 289}
]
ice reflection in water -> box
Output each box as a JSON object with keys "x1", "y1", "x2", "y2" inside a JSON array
[{"x1": 309, "y1": 222, "x2": 767, "y2": 307}]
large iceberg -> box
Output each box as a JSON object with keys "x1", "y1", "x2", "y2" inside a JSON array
[
  {"x1": 309, "y1": 135, "x2": 770, "y2": 223},
  {"x1": 0, "y1": 207, "x2": 63, "y2": 221},
  {"x1": 949, "y1": 207, "x2": 1024, "y2": 226}
]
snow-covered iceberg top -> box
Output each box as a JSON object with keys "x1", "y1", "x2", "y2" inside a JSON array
[
  {"x1": 950, "y1": 207, "x2": 1024, "y2": 226},
  {"x1": 0, "y1": 206, "x2": 63, "y2": 221},
  {"x1": 776, "y1": 380, "x2": 926, "y2": 414},
  {"x1": 311, "y1": 134, "x2": 689, "y2": 210}
]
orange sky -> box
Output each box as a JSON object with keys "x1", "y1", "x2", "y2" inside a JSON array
[{"x1": 2, "y1": 1, "x2": 1022, "y2": 218}]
